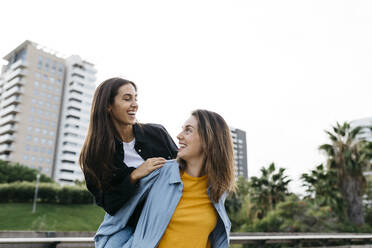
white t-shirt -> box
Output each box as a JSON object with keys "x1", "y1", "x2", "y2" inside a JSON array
[{"x1": 123, "y1": 138, "x2": 145, "y2": 168}]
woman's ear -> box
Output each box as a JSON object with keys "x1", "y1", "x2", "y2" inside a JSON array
[{"x1": 107, "y1": 106, "x2": 112, "y2": 112}]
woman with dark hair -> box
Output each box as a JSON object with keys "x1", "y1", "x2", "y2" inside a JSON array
[
  {"x1": 79, "y1": 77, "x2": 178, "y2": 228},
  {"x1": 95, "y1": 109, "x2": 235, "y2": 248}
]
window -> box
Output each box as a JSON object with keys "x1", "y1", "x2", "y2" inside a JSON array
[
  {"x1": 48, "y1": 149, "x2": 53, "y2": 155},
  {"x1": 31, "y1": 156, "x2": 36, "y2": 162},
  {"x1": 27, "y1": 126, "x2": 32, "y2": 131},
  {"x1": 45, "y1": 58, "x2": 50, "y2": 71},
  {"x1": 37, "y1": 57, "x2": 43, "y2": 69},
  {"x1": 24, "y1": 155, "x2": 29, "y2": 160},
  {"x1": 33, "y1": 137, "x2": 39, "y2": 143},
  {"x1": 25, "y1": 144, "x2": 30, "y2": 151},
  {"x1": 35, "y1": 73, "x2": 41, "y2": 78},
  {"x1": 43, "y1": 74, "x2": 48, "y2": 80},
  {"x1": 34, "y1": 81, "x2": 40, "y2": 86},
  {"x1": 41, "y1": 138, "x2": 46, "y2": 144},
  {"x1": 51, "y1": 61, "x2": 56, "y2": 74},
  {"x1": 26, "y1": 135, "x2": 32, "y2": 141},
  {"x1": 33, "y1": 146, "x2": 38, "y2": 152},
  {"x1": 50, "y1": 77, "x2": 55, "y2": 83}
]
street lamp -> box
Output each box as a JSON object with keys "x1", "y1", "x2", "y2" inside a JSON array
[{"x1": 32, "y1": 173, "x2": 41, "y2": 213}]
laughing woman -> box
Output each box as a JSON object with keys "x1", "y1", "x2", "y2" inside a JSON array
[
  {"x1": 95, "y1": 109, "x2": 236, "y2": 248},
  {"x1": 79, "y1": 78, "x2": 178, "y2": 229}
]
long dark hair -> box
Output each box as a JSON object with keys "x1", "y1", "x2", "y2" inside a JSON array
[
  {"x1": 79, "y1": 77, "x2": 137, "y2": 190},
  {"x1": 178, "y1": 109, "x2": 236, "y2": 202}
]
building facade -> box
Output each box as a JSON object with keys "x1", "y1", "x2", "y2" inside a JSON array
[
  {"x1": 230, "y1": 127, "x2": 248, "y2": 179},
  {"x1": 0, "y1": 41, "x2": 96, "y2": 184}
]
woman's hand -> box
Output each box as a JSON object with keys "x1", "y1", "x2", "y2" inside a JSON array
[{"x1": 130, "y1": 157, "x2": 166, "y2": 184}]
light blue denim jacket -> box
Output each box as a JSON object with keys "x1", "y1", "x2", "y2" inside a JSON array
[{"x1": 95, "y1": 160, "x2": 231, "y2": 248}]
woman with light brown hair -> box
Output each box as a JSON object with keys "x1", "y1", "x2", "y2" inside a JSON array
[{"x1": 95, "y1": 109, "x2": 236, "y2": 248}]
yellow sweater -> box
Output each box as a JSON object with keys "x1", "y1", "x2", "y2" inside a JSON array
[{"x1": 158, "y1": 172, "x2": 217, "y2": 248}]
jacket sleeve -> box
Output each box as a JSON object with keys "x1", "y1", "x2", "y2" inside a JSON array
[
  {"x1": 86, "y1": 166, "x2": 138, "y2": 216},
  {"x1": 159, "y1": 125, "x2": 178, "y2": 159}
]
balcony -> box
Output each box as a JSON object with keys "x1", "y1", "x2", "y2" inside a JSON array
[
  {"x1": 66, "y1": 109, "x2": 81, "y2": 118},
  {"x1": 67, "y1": 100, "x2": 82, "y2": 110},
  {"x1": 2, "y1": 86, "x2": 23, "y2": 99},
  {"x1": 60, "y1": 153, "x2": 78, "y2": 162},
  {"x1": 0, "y1": 154, "x2": 10, "y2": 161},
  {"x1": 0, "y1": 105, "x2": 20, "y2": 117},
  {"x1": 4, "y1": 77, "x2": 24, "y2": 91},
  {"x1": 63, "y1": 136, "x2": 82, "y2": 146},
  {"x1": 0, "y1": 124, "x2": 15, "y2": 135},
  {"x1": 5, "y1": 68, "x2": 27, "y2": 81},
  {"x1": 69, "y1": 82, "x2": 85, "y2": 93},
  {"x1": 10, "y1": 60, "x2": 27, "y2": 71},
  {"x1": 0, "y1": 95, "x2": 21, "y2": 108},
  {"x1": 0, "y1": 134, "x2": 14, "y2": 144},
  {"x1": 0, "y1": 143, "x2": 13, "y2": 153},
  {"x1": 0, "y1": 115, "x2": 18, "y2": 125}
]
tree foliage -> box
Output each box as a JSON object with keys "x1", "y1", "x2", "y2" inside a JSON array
[
  {"x1": 301, "y1": 164, "x2": 344, "y2": 218},
  {"x1": 0, "y1": 160, "x2": 52, "y2": 183},
  {"x1": 319, "y1": 122, "x2": 372, "y2": 225},
  {"x1": 249, "y1": 163, "x2": 291, "y2": 219}
]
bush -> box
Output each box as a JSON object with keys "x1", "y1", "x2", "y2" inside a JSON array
[
  {"x1": 58, "y1": 186, "x2": 93, "y2": 204},
  {"x1": 0, "y1": 182, "x2": 93, "y2": 204}
]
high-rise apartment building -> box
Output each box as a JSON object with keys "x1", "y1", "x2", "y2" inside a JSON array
[
  {"x1": 230, "y1": 127, "x2": 248, "y2": 179},
  {"x1": 53, "y1": 55, "x2": 96, "y2": 184},
  {"x1": 0, "y1": 41, "x2": 96, "y2": 184}
]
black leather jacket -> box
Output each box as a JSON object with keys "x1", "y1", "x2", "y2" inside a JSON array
[{"x1": 85, "y1": 123, "x2": 178, "y2": 227}]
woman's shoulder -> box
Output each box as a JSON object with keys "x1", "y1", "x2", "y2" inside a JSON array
[
  {"x1": 134, "y1": 123, "x2": 170, "y2": 139},
  {"x1": 136, "y1": 123, "x2": 167, "y2": 132}
]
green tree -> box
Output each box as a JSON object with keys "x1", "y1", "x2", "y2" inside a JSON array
[
  {"x1": 225, "y1": 177, "x2": 251, "y2": 231},
  {"x1": 0, "y1": 160, "x2": 52, "y2": 183},
  {"x1": 243, "y1": 195, "x2": 340, "y2": 233},
  {"x1": 249, "y1": 163, "x2": 291, "y2": 219},
  {"x1": 301, "y1": 164, "x2": 344, "y2": 218},
  {"x1": 319, "y1": 122, "x2": 372, "y2": 225}
]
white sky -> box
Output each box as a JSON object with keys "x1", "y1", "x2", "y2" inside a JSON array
[{"x1": 1, "y1": 0, "x2": 372, "y2": 194}]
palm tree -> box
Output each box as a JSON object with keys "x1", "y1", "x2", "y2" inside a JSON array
[
  {"x1": 301, "y1": 164, "x2": 344, "y2": 218},
  {"x1": 319, "y1": 122, "x2": 372, "y2": 225},
  {"x1": 249, "y1": 162, "x2": 291, "y2": 219}
]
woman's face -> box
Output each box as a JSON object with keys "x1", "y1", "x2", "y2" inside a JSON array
[
  {"x1": 108, "y1": 83, "x2": 138, "y2": 126},
  {"x1": 177, "y1": 115, "x2": 203, "y2": 161}
]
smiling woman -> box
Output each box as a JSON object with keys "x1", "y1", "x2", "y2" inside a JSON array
[{"x1": 79, "y1": 77, "x2": 178, "y2": 228}]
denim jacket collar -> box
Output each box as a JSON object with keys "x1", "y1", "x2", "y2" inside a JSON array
[{"x1": 168, "y1": 161, "x2": 182, "y2": 184}]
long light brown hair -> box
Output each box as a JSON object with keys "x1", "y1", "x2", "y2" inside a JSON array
[
  {"x1": 178, "y1": 109, "x2": 236, "y2": 202},
  {"x1": 79, "y1": 77, "x2": 137, "y2": 190}
]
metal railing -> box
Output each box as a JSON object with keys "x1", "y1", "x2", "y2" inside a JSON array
[{"x1": 0, "y1": 233, "x2": 371, "y2": 247}]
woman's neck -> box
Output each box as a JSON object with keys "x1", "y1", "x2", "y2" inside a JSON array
[
  {"x1": 115, "y1": 122, "x2": 134, "y2": 142},
  {"x1": 184, "y1": 157, "x2": 204, "y2": 177}
]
